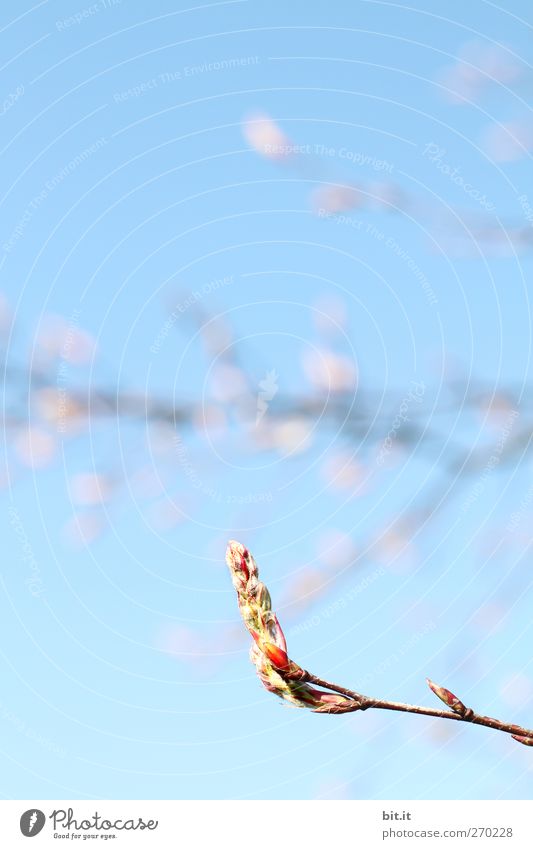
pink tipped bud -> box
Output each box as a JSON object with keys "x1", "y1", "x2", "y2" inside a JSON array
[
  {"x1": 315, "y1": 692, "x2": 351, "y2": 705},
  {"x1": 426, "y1": 678, "x2": 467, "y2": 715},
  {"x1": 312, "y1": 691, "x2": 358, "y2": 714},
  {"x1": 226, "y1": 540, "x2": 257, "y2": 590},
  {"x1": 512, "y1": 734, "x2": 533, "y2": 746}
]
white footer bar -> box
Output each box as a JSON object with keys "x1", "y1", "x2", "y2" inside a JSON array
[{"x1": 2, "y1": 800, "x2": 532, "y2": 848}]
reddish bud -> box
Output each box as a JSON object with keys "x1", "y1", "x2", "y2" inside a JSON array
[
  {"x1": 315, "y1": 692, "x2": 349, "y2": 705},
  {"x1": 263, "y1": 642, "x2": 290, "y2": 670},
  {"x1": 512, "y1": 734, "x2": 533, "y2": 746},
  {"x1": 426, "y1": 678, "x2": 466, "y2": 715},
  {"x1": 312, "y1": 691, "x2": 357, "y2": 714}
]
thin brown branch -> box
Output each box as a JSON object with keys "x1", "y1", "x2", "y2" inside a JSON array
[
  {"x1": 226, "y1": 541, "x2": 533, "y2": 748},
  {"x1": 294, "y1": 670, "x2": 533, "y2": 741}
]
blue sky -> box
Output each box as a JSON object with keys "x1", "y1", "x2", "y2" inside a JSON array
[{"x1": 0, "y1": 0, "x2": 532, "y2": 800}]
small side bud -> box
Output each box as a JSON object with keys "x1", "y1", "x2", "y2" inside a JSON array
[
  {"x1": 313, "y1": 692, "x2": 358, "y2": 714},
  {"x1": 427, "y1": 678, "x2": 467, "y2": 715},
  {"x1": 512, "y1": 734, "x2": 533, "y2": 746}
]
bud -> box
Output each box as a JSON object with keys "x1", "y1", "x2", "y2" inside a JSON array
[
  {"x1": 267, "y1": 612, "x2": 287, "y2": 653},
  {"x1": 512, "y1": 734, "x2": 533, "y2": 746},
  {"x1": 312, "y1": 691, "x2": 357, "y2": 714},
  {"x1": 226, "y1": 540, "x2": 257, "y2": 588},
  {"x1": 426, "y1": 678, "x2": 467, "y2": 715},
  {"x1": 256, "y1": 582, "x2": 271, "y2": 612},
  {"x1": 262, "y1": 641, "x2": 290, "y2": 670},
  {"x1": 228, "y1": 540, "x2": 351, "y2": 711},
  {"x1": 238, "y1": 601, "x2": 259, "y2": 634}
]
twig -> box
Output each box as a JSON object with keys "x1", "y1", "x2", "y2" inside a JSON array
[
  {"x1": 226, "y1": 540, "x2": 533, "y2": 747},
  {"x1": 294, "y1": 670, "x2": 533, "y2": 741}
]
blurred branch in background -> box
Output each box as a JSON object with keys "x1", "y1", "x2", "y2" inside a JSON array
[
  {"x1": 244, "y1": 38, "x2": 533, "y2": 256},
  {"x1": 2, "y1": 284, "x2": 531, "y2": 672},
  {"x1": 3, "y1": 38, "x2": 532, "y2": 683}
]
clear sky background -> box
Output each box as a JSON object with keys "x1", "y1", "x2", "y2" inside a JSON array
[{"x1": 0, "y1": 0, "x2": 532, "y2": 800}]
